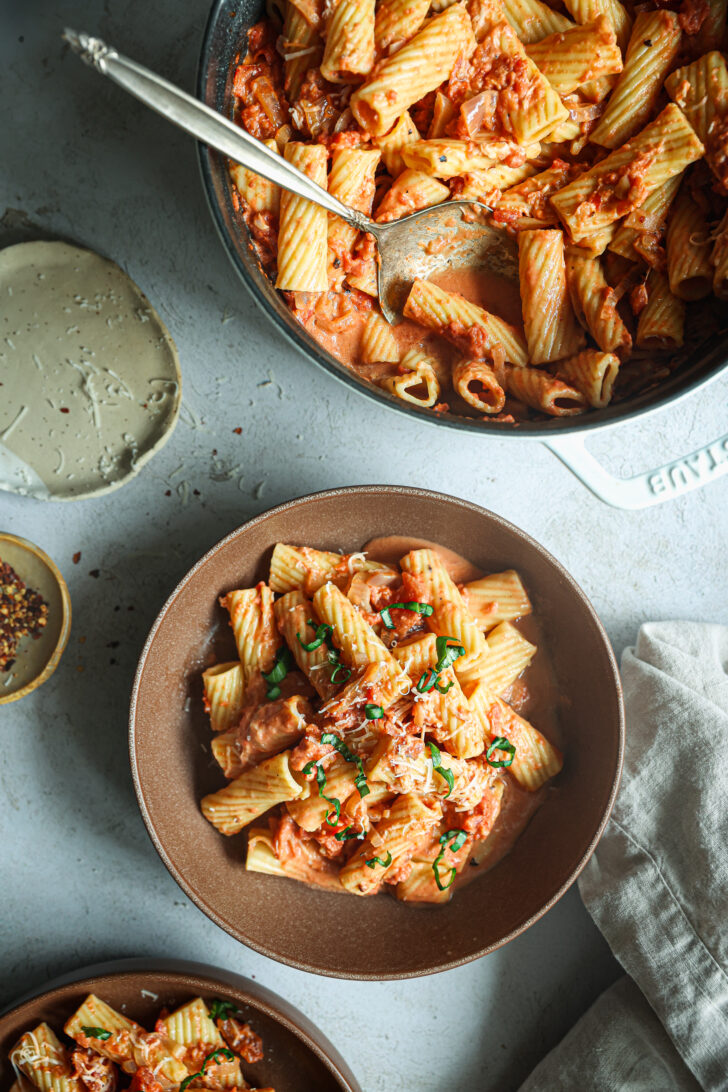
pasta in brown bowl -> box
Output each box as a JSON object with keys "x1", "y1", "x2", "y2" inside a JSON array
[
  {"x1": 226, "y1": 0, "x2": 727, "y2": 421},
  {"x1": 9, "y1": 995, "x2": 272, "y2": 1092},
  {"x1": 199, "y1": 538, "x2": 563, "y2": 903}
]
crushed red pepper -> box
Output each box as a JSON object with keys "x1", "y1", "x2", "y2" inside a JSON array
[{"x1": 0, "y1": 560, "x2": 49, "y2": 671}]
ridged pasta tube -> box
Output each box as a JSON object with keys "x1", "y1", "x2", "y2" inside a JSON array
[
  {"x1": 276, "y1": 142, "x2": 328, "y2": 291},
  {"x1": 282, "y1": 3, "x2": 322, "y2": 101},
  {"x1": 495, "y1": 161, "x2": 573, "y2": 229},
  {"x1": 368, "y1": 736, "x2": 491, "y2": 809},
  {"x1": 361, "y1": 311, "x2": 400, "y2": 363},
  {"x1": 562, "y1": 0, "x2": 632, "y2": 50},
  {"x1": 274, "y1": 589, "x2": 340, "y2": 699},
  {"x1": 375, "y1": 169, "x2": 450, "y2": 221},
  {"x1": 590, "y1": 11, "x2": 681, "y2": 149},
  {"x1": 321, "y1": 0, "x2": 375, "y2": 82},
  {"x1": 552, "y1": 105, "x2": 704, "y2": 241},
  {"x1": 350, "y1": 3, "x2": 477, "y2": 136},
  {"x1": 608, "y1": 174, "x2": 682, "y2": 262},
  {"x1": 202, "y1": 662, "x2": 245, "y2": 733},
  {"x1": 565, "y1": 252, "x2": 632, "y2": 357},
  {"x1": 518, "y1": 230, "x2": 585, "y2": 364},
  {"x1": 467, "y1": 680, "x2": 563, "y2": 790},
  {"x1": 666, "y1": 190, "x2": 714, "y2": 301},
  {"x1": 327, "y1": 147, "x2": 380, "y2": 289},
  {"x1": 525, "y1": 17, "x2": 623, "y2": 96},
  {"x1": 555, "y1": 349, "x2": 620, "y2": 408},
  {"x1": 314, "y1": 582, "x2": 395, "y2": 669},
  {"x1": 503, "y1": 365, "x2": 587, "y2": 416},
  {"x1": 665, "y1": 52, "x2": 728, "y2": 190},
  {"x1": 221, "y1": 583, "x2": 279, "y2": 679},
  {"x1": 11, "y1": 1025, "x2": 83, "y2": 1092},
  {"x1": 375, "y1": 111, "x2": 420, "y2": 176},
  {"x1": 229, "y1": 138, "x2": 280, "y2": 214},
  {"x1": 462, "y1": 570, "x2": 532, "y2": 629},
  {"x1": 636, "y1": 270, "x2": 684, "y2": 350},
  {"x1": 452, "y1": 358, "x2": 506, "y2": 414},
  {"x1": 201, "y1": 750, "x2": 303, "y2": 835},
  {"x1": 380, "y1": 348, "x2": 441, "y2": 408},
  {"x1": 712, "y1": 210, "x2": 728, "y2": 300},
  {"x1": 339, "y1": 792, "x2": 442, "y2": 894},
  {"x1": 458, "y1": 619, "x2": 536, "y2": 690},
  {"x1": 503, "y1": 0, "x2": 573, "y2": 42},
  {"x1": 245, "y1": 826, "x2": 345, "y2": 892},
  {"x1": 269, "y1": 543, "x2": 369, "y2": 594},
  {"x1": 374, "y1": 0, "x2": 430, "y2": 53},
  {"x1": 403, "y1": 278, "x2": 528, "y2": 366}
]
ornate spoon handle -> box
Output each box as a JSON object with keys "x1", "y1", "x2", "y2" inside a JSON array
[{"x1": 62, "y1": 29, "x2": 372, "y2": 231}]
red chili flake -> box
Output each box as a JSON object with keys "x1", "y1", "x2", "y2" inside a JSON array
[
  {"x1": 107, "y1": 640, "x2": 120, "y2": 649},
  {"x1": 88, "y1": 569, "x2": 100, "y2": 579},
  {"x1": 212, "y1": 449, "x2": 218, "y2": 455},
  {"x1": 193, "y1": 489, "x2": 200, "y2": 496},
  {"x1": 233, "y1": 427, "x2": 243, "y2": 434},
  {"x1": 164, "y1": 490, "x2": 171, "y2": 496},
  {"x1": 0, "y1": 560, "x2": 49, "y2": 670},
  {"x1": 60, "y1": 407, "x2": 70, "y2": 414},
  {"x1": 72, "y1": 552, "x2": 81, "y2": 564}
]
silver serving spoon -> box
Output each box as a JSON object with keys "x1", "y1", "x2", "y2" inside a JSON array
[{"x1": 62, "y1": 29, "x2": 516, "y2": 324}]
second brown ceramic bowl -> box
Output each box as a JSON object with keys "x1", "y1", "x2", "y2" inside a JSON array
[
  {"x1": 0, "y1": 958, "x2": 359, "y2": 1091},
  {"x1": 130, "y1": 487, "x2": 624, "y2": 979}
]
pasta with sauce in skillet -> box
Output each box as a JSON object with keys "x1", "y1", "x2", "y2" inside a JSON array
[{"x1": 228, "y1": 0, "x2": 727, "y2": 421}]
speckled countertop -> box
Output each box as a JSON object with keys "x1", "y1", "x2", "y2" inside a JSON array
[{"x1": 1, "y1": 3, "x2": 727, "y2": 1090}]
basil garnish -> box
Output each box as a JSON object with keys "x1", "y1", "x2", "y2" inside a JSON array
[
  {"x1": 428, "y1": 742, "x2": 454, "y2": 798},
  {"x1": 432, "y1": 829, "x2": 467, "y2": 891},
  {"x1": 379, "y1": 601, "x2": 434, "y2": 630},
  {"x1": 365, "y1": 851, "x2": 393, "y2": 868},
  {"x1": 321, "y1": 731, "x2": 370, "y2": 799},
  {"x1": 486, "y1": 736, "x2": 516, "y2": 768},
  {"x1": 297, "y1": 620, "x2": 334, "y2": 652},
  {"x1": 180, "y1": 1049, "x2": 235, "y2": 1092},
  {"x1": 261, "y1": 645, "x2": 293, "y2": 700},
  {"x1": 416, "y1": 636, "x2": 465, "y2": 694},
  {"x1": 302, "y1": 759, "x2": 341, "y2": 825},
  {"x1": 81, "y1": 1027, "x2": 111, "y2": 1041},
  {"x1": 209, "y1": 999, "x2": 238, "y2": 1021},
  {"x1": 365, "y1": 703, "x2": 384, "y2": 719}
]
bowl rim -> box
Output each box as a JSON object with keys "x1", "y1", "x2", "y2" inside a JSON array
[
  {"x1": 0, "y1": 532, "x2": 72, "y2": 706},
  {"x1": 0, "y1": 957, "x2": 361, "y2": 1092},
  {"x1": 196, "y1": 0, "x2": 728, "y2": 442},
  {"x1": 129, "y1": 485, "x2": 625, "y2": 979}
]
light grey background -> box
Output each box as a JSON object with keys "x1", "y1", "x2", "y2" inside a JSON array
[{"x1": 1, "y1": 2, "x2": 727, "y2": 1089}]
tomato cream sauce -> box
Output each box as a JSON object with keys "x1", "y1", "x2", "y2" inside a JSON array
[
  {"x1": 365, "y1": 535, "x2": 562, "y2": 892},
  {"x1": 298, "y1": 265, "x2": 523, "y2": 417}
]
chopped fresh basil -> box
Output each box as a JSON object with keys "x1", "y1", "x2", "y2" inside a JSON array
[
  {"x1": 334, "y1": 825, "x2": 365, "y2": 842},
  {"x1": 379, "y1": 601, "x2": 434, "y2": 630},
  {"x1": 432, "y1": 829, "x2": 468, "y2": 891},
  {"x1": 434, "y1": 635, "x2": 465, "y2": 673},
  {"x1": 81, "y1": 1027, "x2": 111, "y2": 1041},
  {"x1": 180, "y1": 1049, "x2": 236, "y2": 1092},
  {"x1": 428, "y1": 742, "x2": 454, "y2": 798},
  {"x1": 296, "y1": 620, "x2": 333, "y2": 652},
  {"x1": 486, "y1": 736, "x2": 516, "y2": 768},
  {"x1": 208, "y1": 999, "x2": 238, "y2": 1021},
  {"x1": 365, "y1": 851, "x2": 393, "y2": 869},
  {"x1": 302, "y1": 759, "x2": 341, "y2": 825},
  {"x1": 365, "y1": 703, "x2": 384, "y2": 720},
  {"x1": 320, "y1": 731, "x2": 371, "y2": 799},
  {"x1": 261, "y1": 645, "x2": 293, "y2": 700}
]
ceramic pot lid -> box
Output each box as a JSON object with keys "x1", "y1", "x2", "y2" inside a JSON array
[{"x1": 0, "y1": 240, "x2": 181, "y2": 500}]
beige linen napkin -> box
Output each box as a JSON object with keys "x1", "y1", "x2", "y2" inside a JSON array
[{"x1": 519, "y1": 622, "x2": 728, "y2": 1091}]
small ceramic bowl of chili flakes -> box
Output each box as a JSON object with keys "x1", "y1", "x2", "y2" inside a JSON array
[{"x1": 0, "y1": 532, "x2": 71, "y2": 705}]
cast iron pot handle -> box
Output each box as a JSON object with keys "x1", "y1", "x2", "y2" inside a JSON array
[{"x1": 545, "y1": 431, "x2": 728, "y2": 508}]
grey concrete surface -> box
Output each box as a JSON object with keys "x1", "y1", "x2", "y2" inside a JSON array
[{"x1": 1, "y1": 2, "x2": 727, "y2": 1090}]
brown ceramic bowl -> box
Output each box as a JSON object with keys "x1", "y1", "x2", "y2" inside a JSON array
[
  {"x1": 130, "y1": 487, "x2": 624, "y2": 979},
  {"x1": 0, "y1": 959, "x2": 360, "y2": 1091}
]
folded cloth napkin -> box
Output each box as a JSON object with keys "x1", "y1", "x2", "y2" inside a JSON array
[{"x1": 519, "y1": 622, "x2": 728, "y2": 1092}]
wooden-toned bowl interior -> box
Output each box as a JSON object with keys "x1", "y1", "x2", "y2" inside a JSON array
[{"x1": 130, "y1": 487, "x2": 623, "y2": 978}]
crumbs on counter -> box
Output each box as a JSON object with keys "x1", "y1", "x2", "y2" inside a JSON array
[
  {"x1": 0, "y1": 560, "x2": 49, "y2": 670},
  {"x1": 72, "y1": 551, "x2": 81, "y2": 564},
  {"x1": 233, "y1": 427, "x2": 242, "y2": 434}
]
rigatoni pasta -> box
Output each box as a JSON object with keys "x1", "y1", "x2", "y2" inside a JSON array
[
  {"x1": 11, "y1": 997, "x2": 269, "y2": 1092},
  {"x1": 197, "y1": 537, "x2": 563, "y2": 902},
  {"x1": 229, "y1": 0, "x2": 727, "y2": 424}
]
